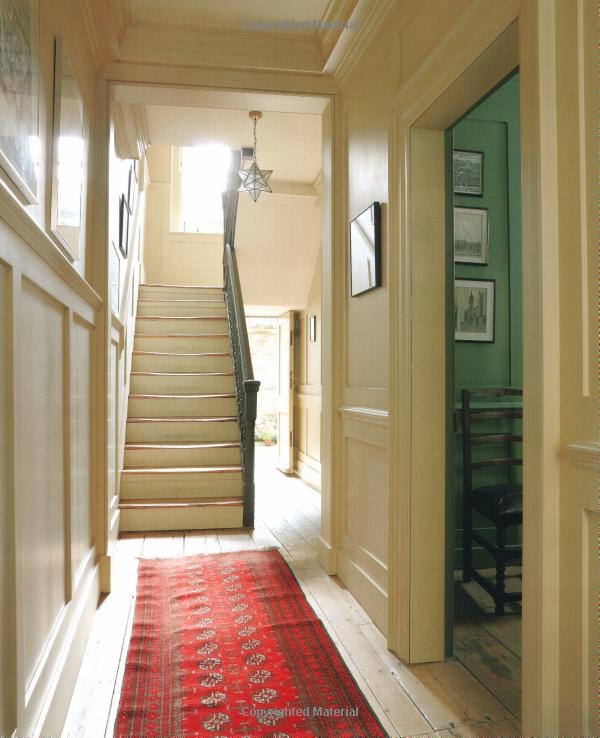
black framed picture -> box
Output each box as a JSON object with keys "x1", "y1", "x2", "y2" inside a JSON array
[
  {"x1": 309, "y1": 314, "x2": 317, "y2": 343},
  {"x1": 453, "y1": 149, "x2": 484, "y2": 196},
  {"x1": 119, "y1": 194, "x2": 129, "y2": 257},
  {"x1": 454, "y1": 278, "x2": 495, "y2": 342},
  {"x1": 127, "y1": 163, "x2": 136, "y2": 214},
  {"x1": 454, "y1": 206, "x2": 489, "y2": 264},
  {"x1": 349, "y1": 201, "x2": 381, "y2": 297}
]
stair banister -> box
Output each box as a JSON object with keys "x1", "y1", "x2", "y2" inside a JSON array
[{"x1": 222, "y1": 151, "x2": 260, "y2": 527}]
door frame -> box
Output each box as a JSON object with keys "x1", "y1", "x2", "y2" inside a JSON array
[{"x1": 386, "y1": 4, "x2": 562, "y2": 735}]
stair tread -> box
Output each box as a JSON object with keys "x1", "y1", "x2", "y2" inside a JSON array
[
  {"x1": 120, "y1": 497, "x2": 242, "y2": 508},
  {"x1": 135, "y1": 333, "x2": 230, "y2": 338},
  {"x1": 132, "y1": 351, "x2": 231, "y2": 357},
  {"x1": 127, "y1": 416, "x2": 237, "y2": 423},
  {"x1": 138, "y1": 298, "x2": 224, "y2": 303},
  {"x1": 130, "y1": 371, "x2": 233, "y2": 377},
  {"x1": 125, "y1": 442, "x2": 240, "y2": 450},
  {"x1": 122, "y1": 465, "x2": 242, "y2": 474},
  {"x1": 137, "y1": 316, "x2": 227, "y2": 320},
  {"x1": 140, "y1": 283, "x2": 223, "y2": 289},
  {"x1": 129, "y1": 392, "x2": 235, "y2": 399}
]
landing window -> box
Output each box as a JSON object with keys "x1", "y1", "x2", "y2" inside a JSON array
[{"x1": 171, "y1": 144, "x2": 231, "y2": 234}]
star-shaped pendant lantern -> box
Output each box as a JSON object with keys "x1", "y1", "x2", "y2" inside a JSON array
[{"x1": 239, "y1": 111, "x2": 273, "y2": 202}]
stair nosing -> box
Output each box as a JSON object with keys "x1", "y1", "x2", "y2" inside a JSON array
[
  {"x1": 121, "y1": 465, "x2": 242, "y2": 474},
  {"x1": 132, "y1": 351, "x2": 231, "y2": 357},
  {"x1": 119, "y1": 497, "x2": 243, "y2": 509},
  {"x1": 137, "y1": 316, "x2": 227, "y2": 321},
  {"x1": 130, "y1": 371, "x2": 233, "y2": 377},
  {"x1": 129, "y1": 392, "x2": 236, "y2": 399},
  {"x1": 125, "y1": 442, "x2": 241, "y2": 450},
  {"x1": 126, "y1": 416, "x2": 238, "y2": 423}
]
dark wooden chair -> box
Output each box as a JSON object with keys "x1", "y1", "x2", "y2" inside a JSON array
[{"x1": 461, "y1": 387, "x2": 523, "y2": 615}]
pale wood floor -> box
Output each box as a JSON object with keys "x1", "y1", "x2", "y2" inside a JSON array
[{"x1": 62, "y1": 446, "x2": 522, "y2": 738}]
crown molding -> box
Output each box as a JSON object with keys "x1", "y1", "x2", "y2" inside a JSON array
[
  {"x1": 113, "y1": 102, "x2": 149, "y2": 159},
  {"x1": 79, "y1": 0, "x2": 112, "y2": 70},
  {"x1": 118, "y1": 22, "x2": 325, "y2": 74},
  {"x1": 317, "y1": 0, "x2": 360, "y2": 61},
  {"x1": 109, "y1": 0, "x2": 132, "y2": 45},
  {"x1": 328, "y1": 0, "x2": 397, "y2": 83}
]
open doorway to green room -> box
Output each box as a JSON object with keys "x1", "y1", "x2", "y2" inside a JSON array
[{"x1": 446, "y1": 70, "x2": 523, "y2": 723}]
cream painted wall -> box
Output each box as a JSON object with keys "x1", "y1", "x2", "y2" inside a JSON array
[
  {"x1": 236, "y1": 191, "x2": 322, "y2": 314},
  {"x1": 142, "y1": 145, "x2": 223, "y2": 287},
  {"x1": 294, "y1": 249, "x2": 322, "y2": 490},
  {"x1": 0, "y1": 2, "x2": 103, "y2": 735}
]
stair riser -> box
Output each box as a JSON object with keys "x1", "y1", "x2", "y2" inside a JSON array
[
  {"x1": 139, "y1": 286, "x2": 223, "y2": 299},
  {"x1": 134, "y1": 335, "x2": 230, "y2": 353},
  {"x1": 136, "y1": 318, "x2": 228, "y2": 335},
  {"x1": 120, "y1": 473, "x2": 243, "y2": 498},
  {"x1": 130, "y1": 374, "x2": 235, "y2": 394},
  {"x1": 124, "y1": 446, "x2": 241, "y2": 468},
  {"x1": 132, "y1": 353, "x2": 233, "y2": 373},
  {"x1": 126, "y1": 420, "x2": 240, "y2": 444},
  {"x1": 119, "y1": 504, "x2": 243, "y2": 532},
  {"x1": 128, "y1": 396, "x2": 237, "y2": 418},
  {"x1": 137, "y1": 303, "x2": 227, "y2": 317}
]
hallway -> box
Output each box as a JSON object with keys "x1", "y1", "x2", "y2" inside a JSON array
[{"x1": 63, "y1": 447, "x2": 520, "y2": 738}]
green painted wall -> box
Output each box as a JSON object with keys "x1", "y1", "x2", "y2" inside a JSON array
[{"x1": 451, "y1": 73, "x2": 522, "y2": 568}]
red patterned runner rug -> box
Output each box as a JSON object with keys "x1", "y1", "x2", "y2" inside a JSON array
[{"x1": 115, "y1": 549, "x2": 387, "y2": 738}]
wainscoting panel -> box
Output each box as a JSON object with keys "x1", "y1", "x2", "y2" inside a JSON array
[
  {"x1": 294, "y1": 390, "x2": 321, "y2": 490},
  {"x1": 17, "y1": 278, "x2": 67, "y2": 696},
  {"x1": 338, "y1": 409, "x2": 389, "y2": 634},
  {"x1": 70, "y1": 317, "x2": 93, "y2": 589},
  {"x1": 0, "y1": 260, "x2": 16, "y2": 736},
  {"x1": 0, "y1": 207, "x2": 100, "y2": 736}
]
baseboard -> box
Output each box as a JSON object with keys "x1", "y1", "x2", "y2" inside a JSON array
[
  {"x1": 30, "y1": 561, "x2": 100, "y2": 737},
  {"x1": 317, "y1": 537, "x2": 337, "y2": 574},
  {"x1": 295, "y1": 457, "x2": 321, "y2": 492},
  {"x1": 337, "y1": 551, "x2": 388, "y2": 636}
]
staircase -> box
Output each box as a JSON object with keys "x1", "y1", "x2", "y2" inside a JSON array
[{"x1": 119, "y1": 283, "x2": 244, "y2": 531}]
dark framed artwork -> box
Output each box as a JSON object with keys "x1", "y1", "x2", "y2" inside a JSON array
[
  {"x1": 119, "y1": 194, "x2": 129, "y2": 257},
  {"x1": 127, "y1": 162, "x2": 136, "y2": 214},
  {"x1": 454, "y1": 206, "x2": 489, "y2": 264},
  {"x1": 349, "y1": 201, "x2": 381, "y2": 297},
  {"x1": 453, "y1": 149, "x2": 484, "y2": 196},
  {"x1": 309, "y1": 314, "x2": 317, "y2": 343},
  {"x1": 454, "y1": 278, "x2": 495, "y2": 342}
]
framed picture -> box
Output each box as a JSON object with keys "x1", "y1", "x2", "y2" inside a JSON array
[
  {"x1": 0, "y1": 0, "x2": 40, "y2": 203},
  {"x1": 118, "y1": 194, "x2": 129, "y2": 257},
  {"x1": 453, "y1": 149, "x2": 484, "y2": 196},
  {"x1": 350, "y1": 201, "x2": 381, "y2": 297},
  {"x1": 455, "y1": 278, "x2": 495, "y2": 342},
  {"x1": 309, "y1": 314, "x2": 317, "y2": 343},
  {"x1": 110, "y1": 241, "x2": 120, "y2": 314},
  {"x1": 50, "y1": 37, "x2": 85, "y2": 260},
  {"x1": 126, "y1": 162, "x2": 136, "y2": 214},
  {"x1": 454, "y1": 206, "x2": 489, "y2": 264}
]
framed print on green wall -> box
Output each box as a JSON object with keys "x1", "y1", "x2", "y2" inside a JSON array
[
  {"x1": 454, "y1": 206, "x2": 489, "y2": 264},
  {"x1": 454, "y1": 278, "x2": 495, "y2": 342}
]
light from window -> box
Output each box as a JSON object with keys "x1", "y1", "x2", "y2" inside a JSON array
[{"x1": 179, "y1": 144, "x2": 231, "y2": 233}]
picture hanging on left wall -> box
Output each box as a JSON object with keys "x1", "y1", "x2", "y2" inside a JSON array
[
  {"x1": 0, "y1": 0, "x2": 40, "y2": 203},
  {"x1": 119, "y1": 194, "x2": 129, "y2": 257}
]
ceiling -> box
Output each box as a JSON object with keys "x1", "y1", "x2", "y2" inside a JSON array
[
  {"x1": 129, "y1": 0, "x2": 331, "y2": 36},
  {"x1": 113, "y1": 84, "x2": 325, "y2": 187},
  {"x1": 87, "y1": 0, "x2": 365, "y2": 74}
]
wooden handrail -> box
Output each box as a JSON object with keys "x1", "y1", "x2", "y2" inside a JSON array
[{"x1": 222, "y1": 150, "x2": 260, "y2": 527}]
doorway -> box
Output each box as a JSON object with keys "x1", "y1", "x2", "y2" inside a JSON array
[{"x1": 447, "y1": 72, "x2": 522, "y2": 723}]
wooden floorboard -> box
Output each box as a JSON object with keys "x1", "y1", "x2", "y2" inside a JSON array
[{"x1": 63, "y1": 446, "x2": 521, "y2": 738}]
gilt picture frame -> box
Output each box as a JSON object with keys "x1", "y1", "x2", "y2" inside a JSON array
[{"x1": 0, "y1": 0, "x2": 40, "y2": 203}]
